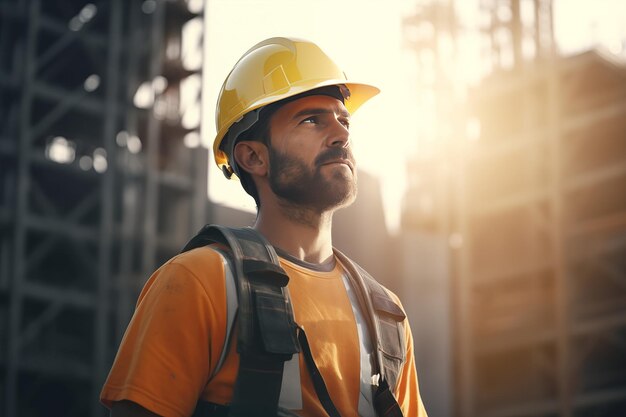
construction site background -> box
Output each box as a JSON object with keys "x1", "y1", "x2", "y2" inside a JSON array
[{"x1": 1, "y1": 1, "x2": 625, "y2": 416}]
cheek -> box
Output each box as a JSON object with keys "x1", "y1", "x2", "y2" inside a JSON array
[{"x1": 280, "y1": 140, "x2": 318, "y2": 165}]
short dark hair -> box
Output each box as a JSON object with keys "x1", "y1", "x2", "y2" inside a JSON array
[{"x1": 233, "y1": 113, "x2": 271, "y2": 208}]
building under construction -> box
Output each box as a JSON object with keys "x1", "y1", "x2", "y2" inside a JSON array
[
  {"x1": 457, "y1": 47, "x2": 626, "y2": 417},
  {"x1": 402, "y1": 0, "x2": 626, "y2": 416},
  {"x1": 0, "y1": 1, "x2": 206, "y2": 416}
]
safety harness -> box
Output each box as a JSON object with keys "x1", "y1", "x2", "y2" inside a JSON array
[{"x1": 182, "y1": 225, "x2": 407, "y2": 417}]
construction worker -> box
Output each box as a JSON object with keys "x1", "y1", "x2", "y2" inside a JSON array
[{"x1": 101, "y1": 37, "x2": 428, "y2": 417}]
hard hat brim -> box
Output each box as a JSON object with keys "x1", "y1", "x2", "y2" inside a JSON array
[{"x1": 213, "y1": 80, "x2": 380, "y2": 169}]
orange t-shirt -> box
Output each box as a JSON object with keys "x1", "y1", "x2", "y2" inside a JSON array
[{"x1": 100, "y1": 246, "x2": 427, "y2": 417}]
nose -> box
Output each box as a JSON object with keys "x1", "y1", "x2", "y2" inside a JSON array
[{"x1": 327, "y1": 117, "x2": 350, "y2": 148}]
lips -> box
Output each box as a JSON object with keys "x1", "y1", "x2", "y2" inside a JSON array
[
  {"x1": 315, "y1": 149, "x2": 355, "y2": 172},
  {"x1": 322, "y1": 159, "x2": 354, "y2": 172}
]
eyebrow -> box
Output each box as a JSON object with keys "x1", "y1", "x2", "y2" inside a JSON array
[{"x1": 291, "y1": 107, "x2": 351, "y2": 120}]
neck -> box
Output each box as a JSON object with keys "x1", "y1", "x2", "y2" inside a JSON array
[{"x1": 254, "y1": 198, "x2": 335, "y2": 264}]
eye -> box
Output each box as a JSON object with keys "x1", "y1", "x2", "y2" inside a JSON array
[
  {"x1": 339, "y1": 117, "x2": 350, "y2": 129},
  {"x1": 300, "y1": 116, "x2": 318, "y2": 125}
]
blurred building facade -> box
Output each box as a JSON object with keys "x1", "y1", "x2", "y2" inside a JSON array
[
  {"x1": 403, "y1": 0, "x2": 626, "y2": 416},
  {"x1": 0, "y1": 1, "x2": 206, "y2": 416},
  {"x1": 452, "y1": 47, "x2": 626, "y2": 417}
]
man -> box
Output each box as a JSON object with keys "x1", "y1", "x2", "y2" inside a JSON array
[{"x1": 101, "y1": 37, "x2": 428, "y2": 417}]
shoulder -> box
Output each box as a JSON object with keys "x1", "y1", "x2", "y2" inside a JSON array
[
  {"x1": 137, "y1": 246, "x2": 229, "y2": 305},
  {"x1": 167, "y1": 245, "x2": 228, "y2": 275}
]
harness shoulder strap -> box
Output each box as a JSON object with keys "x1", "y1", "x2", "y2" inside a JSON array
[
  {"x1": 183, "y1": 225, "x2": 299, "y2": 417},
  {"x1": 333, "y1": 249, "x2": 407, "y2": 417},
  {"x1": 207, "y1": 246, "x2": 238, "y2": 380},
  {"x1": 183, "y1": 225, "x2": 299, "y2": 354}
]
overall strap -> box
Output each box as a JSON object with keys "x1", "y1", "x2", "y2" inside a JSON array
[
  {"x1": 182, "y1": 225, "x2": 300, "y2": 417},
  {"x1": 333, "y1": 249, "x2": 407, "y2": 417}
]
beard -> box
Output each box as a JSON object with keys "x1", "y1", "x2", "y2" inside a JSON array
[{"x1": 268, "y1": 145, "x2": 357, "y2": 212}]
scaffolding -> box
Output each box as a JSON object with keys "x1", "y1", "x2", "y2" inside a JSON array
[{"x1": 0, "y1": 1, "x2": 207, "y2": 416}]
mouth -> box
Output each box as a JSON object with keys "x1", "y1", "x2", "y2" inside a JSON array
[{"x1": 322, "y1": 159, "x2": 354, "y2": 172}]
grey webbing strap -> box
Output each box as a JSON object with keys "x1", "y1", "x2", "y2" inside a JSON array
[
  {"x1": 183, "y1": 225, "x2": 300, "y2": 417},
  {"x1": 181, "y1": 235, "x2": 238, "y2": 379},
  {"x1": 229, "y1": 226, "x2": 298, "y2": 355},
  {"x1": 333, "y1": 250, "x2": 383, "y2": 374},
  {"x1": 183, "y1": 225, "x2": 299, "y2": 353},
  {"x1": 210, "y1": 247, "x2": 238, "y2": 380},
  {"x1": 333, "y1": 249, "x2": 406, "y2": 417}
]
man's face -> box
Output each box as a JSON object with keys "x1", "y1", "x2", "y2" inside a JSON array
[{"x1": 266, "y1": 95, "x2": 357, "y2": 212}]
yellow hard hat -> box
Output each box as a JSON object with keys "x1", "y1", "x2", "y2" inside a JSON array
[{"x1": 213, "y1": 36, "x2": 380, "y2": 177}]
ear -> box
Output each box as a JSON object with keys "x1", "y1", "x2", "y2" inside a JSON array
[{"x1": 233, "y1": 141, "x2": 269, "y2": 177}]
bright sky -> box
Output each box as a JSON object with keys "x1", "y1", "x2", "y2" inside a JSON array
[
  {"x1": 554, "y1": 0, "x2": 626, "y2": 55},
  {"x1": 202, "y1": 0, "x2": 420, "y2": 231},
  {"x1": 201, "y1": 0, "x2": 626, "y2": 232}
]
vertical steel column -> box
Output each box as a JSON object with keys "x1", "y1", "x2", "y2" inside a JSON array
[
  {"x1": 547, "y1": 52, "x2": 572, "y2": 417},
  {"x1": 488, "y1": 3, "x2": 499, "y2": 69},
  {"x1": 191, "y1": 142, "x2": 208, "y2": 233},
  {"x1": 92, "y1": 0, "x2": 123, "y2": 415},
  {"x1": 456, "y1": 141, "x2": 474, "y2": 417},
  {"x1": 6, "y1": 1, "x2": 39, "y2": 416},
  {"x1": 533, "y1": 0, "x2": 543, "y2": 59},
  {"x1": 193, "y1": 3, "x2": 208, "y2": 233},
  {"x1": 141, "y1": 0, "x2": 165, "y2": 277},
  {"x1": 116, "y1": 0, "x2": 142, "y2": 344}
]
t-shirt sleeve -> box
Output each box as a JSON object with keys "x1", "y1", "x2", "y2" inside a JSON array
[
  {"x1": 100, "y1": 249, "x2": 228, "y2": 417},
  {"x1": 389, "y1": 293, "x2": 429, "y2": 417}
]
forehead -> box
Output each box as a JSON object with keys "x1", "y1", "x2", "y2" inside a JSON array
[{"x1": 271, "y1": 95, "x2": 350, "y2": 122}]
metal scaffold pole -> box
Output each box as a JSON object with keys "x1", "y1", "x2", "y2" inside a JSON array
[
  {"x1": 93, "y1": 0, "x2": 122, "y2": 415},
  {"x1": 6, "y1": 2, "x2": 40, "y2": 415}
]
